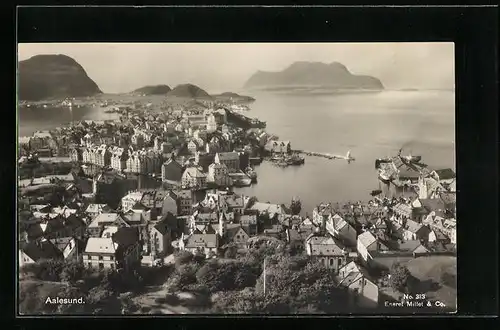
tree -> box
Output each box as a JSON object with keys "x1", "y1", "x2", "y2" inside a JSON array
[
  {"x1": 224, "y1": 243, "x2": 238, "y2": 259},
  {"x1": 60, "y1": 260, "x2": 86, "y2": 283},
  {"x1": 389, "y1": 262, "x2": 412, "y2": 292},
  {"x1": 290, "y1": 197, "x2": 302, "y2": 215},
  {"x1": 174, "y1": 250, "x2": 194, "y2": 268}
]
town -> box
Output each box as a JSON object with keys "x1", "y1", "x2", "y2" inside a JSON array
[{"x1": 18, "y1": 98, "x2": 457, "y2": 315}]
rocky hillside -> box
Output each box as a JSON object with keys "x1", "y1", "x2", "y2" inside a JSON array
[
  {"x1": 18, "y1": 54, "x2": 102, "y2": 101},
  {"x1": 244, "y1": 61, "x2": 384, "y2": 90},
  {"x1": 167, "y1": 84, "x2": 212, "y2": 99},
  {"x1": 131, "y1": 85, "x2": 171, "y2": 95}
]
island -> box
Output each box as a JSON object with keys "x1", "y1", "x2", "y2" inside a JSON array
[
  {"x1": 212, "y1": 92, "x2": 255, "y2": 103},
  {"x1": 131, "y1": 85, "x2": 171, "y2": 95},
  {"x1": 244, "y1": 61, "x2": 384, "y2": 91},
  {"x1": 167, "y1": 83, "x2": 213, "y2": 99},
  {"x1": 18, "y1": 54, "x2": 102, "y2": 101}
]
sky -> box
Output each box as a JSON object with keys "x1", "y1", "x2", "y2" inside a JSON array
[{"x1": 17, "y1": 43, "x2": 455, "y2": 94}]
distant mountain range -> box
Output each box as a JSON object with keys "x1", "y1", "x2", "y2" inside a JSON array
[
  {"x1": 131, "y1": 85, "x2": 171, "y2": 95},
  {"x1": 244, "y1": 61, "x2": 384, "y2": 90},
  {"x1": 18, "y1": 54, "x2": 102, "y2": 101}
]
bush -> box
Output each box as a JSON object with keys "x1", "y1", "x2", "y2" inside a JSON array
[{"x1": 224, "y1": 244, "x2": 238, "y2": 259}]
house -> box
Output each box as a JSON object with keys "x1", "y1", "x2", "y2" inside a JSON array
[
  {"x1": 214, "y1": 152, "x2": 240, "y2": 172},
  {"x1": 195, "y1": 152, "x2": 215, "y2": 172},
  {"x1": 264, "y1": 140, "x2": 291, "y2": 154},
  {"x1": 305, "y1": 234, "x2": 347, "y2": 273},
  {"x1": 391, "y1": 203, "x2": 413, "y2": 225},
  {"x1": 50, "y1": 237, "x2": 84, "y2": 260},
  {"x1": 179, "y1": 233, "x2": 219, "y2": 258},
  {"x1": 159, "y1": 191, "x2": 179, "y2": 216},
  {"x1": 87, "y1": 213, "x2": 129, "y2": 237},
  {"x1": 83, "y1": 227, "x2": 141, "y2": 271},
  {"x1": 397, "y1": 240, "x2": 430, "y2": 257},
  {"x1": 423, "y1": 215, "x2": 456, "y2": 244},
  {"x1": 19, "y1": 239, "x2": 64, "y2": 267},
  {"x1": 85, "y1": 203, "x2": 113, "y2": 218},
  {"x1": 207, "y1": 163, "x2": 232, "y2": 187},
  {"x1": 336, "y1": 261, "x2": 379, "y2": 309},
  {"x1": 325, "y1": 213, "x2": 357, "y2": 247},
  {"x1": 161, "y1": 159, "x2": 183, "y2": 182},
  {"x1": 357, "y1": 231, "x2": 381, "y2": 263},
  {"x1": 70, "y1": 147, "x2": 83, "y2": 162},
  {"x1": 148, "y1": 217, "x2": 173, "y2": 258},
  {"x1": 187, "y1": 140, "x2": 201, "y2": 154},
  {"x1": 224, "y1": 224, "x2": 250, "y2": 249},
  {"x1": 181, "y1": 167, "x2": 207, "y2": 189},
  {"x1": 247, "y1": 202, "x2": 288, "y2": 224},
  {"x1": 239, "y1": 214, "x2": 258, "y2": 236},
  {"x1": 110, "y1": 147, "x2": 128, "y2": 172},
  {"x1": 173, "y1": 190, "x2": 193, "y2": 215},
  {"x1": 221, "y1": 194, "x2": 247, "y2": 214},
  {"x1": 121, "y1": 191, "x2": 145, "y2": 212},
  {"x1": 402, "y1": 219, "x2": 431, "y2": 242},
  {"x1": 263, "y1": 224, "x2": 285, "y2": 239}
]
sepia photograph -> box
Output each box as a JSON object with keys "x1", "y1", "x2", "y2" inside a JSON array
[{"x1": 17, "y1": 42, "x2": 456, "y2": 315}]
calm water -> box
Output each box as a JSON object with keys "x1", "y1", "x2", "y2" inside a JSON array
[{"x1": 18, "y1": 90, "x2": 455, "y2": 213}]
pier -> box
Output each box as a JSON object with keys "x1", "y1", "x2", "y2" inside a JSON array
[{"x1": 293, "y1": 150, "x2": 344, "y2": 160}]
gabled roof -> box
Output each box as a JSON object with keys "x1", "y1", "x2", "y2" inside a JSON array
[
  {"x1": 398, "y1": 240, "x2": 429, "y2": 253},
  {"x1": 357, "y1": 231, "x2": 377, "y2": 248},
  {"x1": 22, "y1": 240, "x2": 63, "y2": 261},
  {"x1": 226, "y1": 224, "x2": 249, "y2": 240}
]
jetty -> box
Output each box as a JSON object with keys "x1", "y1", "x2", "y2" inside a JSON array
[{"x1": 293, "y1": 150, "x2": 345, "y2": 160}]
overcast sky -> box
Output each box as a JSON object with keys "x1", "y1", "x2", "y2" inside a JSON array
[{"x1": 18, "y1": 43, "x2": 454, "y2": 94}]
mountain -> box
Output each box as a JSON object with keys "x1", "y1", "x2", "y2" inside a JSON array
[
  {"x1": 18, "y1": 54, "x2": 102, "y2": 101},
  {"x1": 244, "y1": 61, "x2": 384, "y2": 90},
  {"x1": 167, "y1": 84, "x2": 212, "y2": 99},
  {"x1": 131, "y1": 85, "x2": 171, "y2": 95},
  {"x1": 212, "y1": 92, "x2": 255, "y2": 103}
]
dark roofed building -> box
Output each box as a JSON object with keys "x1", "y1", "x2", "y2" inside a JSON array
[
  {"x1": 432, "y1": 168, "x2": 456, "y2": 181},
  {"x1": 19, "y1": 240, "x2": 64, "y2": 267}
]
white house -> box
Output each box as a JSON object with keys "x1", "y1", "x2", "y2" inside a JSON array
[
  {"x1": 336, "y1": 261, "x2": 379, "y2": 309},
  {"x1": 326, "y1": 213, "x2": 357, "y2": 247}
]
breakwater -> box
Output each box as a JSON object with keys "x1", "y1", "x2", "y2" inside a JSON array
[{"x1": 293, "y1": 149, "x2": 345, "y2": 160}]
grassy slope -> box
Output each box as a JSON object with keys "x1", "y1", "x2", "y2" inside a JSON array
[{"x1": 406, "y1": 256, "x2": 457, "y2": 309}]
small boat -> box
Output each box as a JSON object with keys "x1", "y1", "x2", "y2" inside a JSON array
[{"x1": 370, "y1": 189, "x2": 383, "y2": 197}]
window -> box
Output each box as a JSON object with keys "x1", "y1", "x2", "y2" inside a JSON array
[
  {"x1": 110, "y1": 256, "x2": 114, "y2": 261},
  {"x1": 99, "y1": 256, "x2": 103, "y2": 260},
  {"x1": 329, "y1": 258, "x2": 334, "y2": 266},
  {"x1": 236, "y1": 235, "x2": 240, "y2": 240},
  {"x1": 88, "y1": 262, "x2": 92, "y2": 268},
  {"x1": 99, "y1": 263, "x2": 104, "y2": 270},
  {"x1": 110, "y1": 263, "x2": 115, "y2": 270}
]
